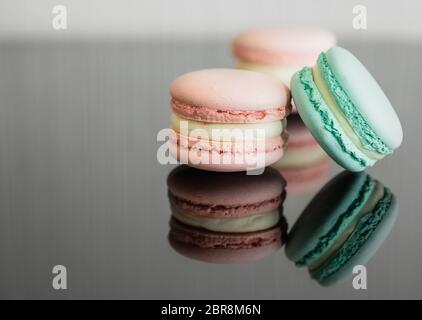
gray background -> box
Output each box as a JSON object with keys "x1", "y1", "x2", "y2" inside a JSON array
[{"x1": 0, "y1": 37, "x2": 420, "y2": 299}]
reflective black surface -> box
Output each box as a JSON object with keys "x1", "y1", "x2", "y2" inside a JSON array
[{"x1": 0, "y1": 38, "x2": 419, "y2": 299}]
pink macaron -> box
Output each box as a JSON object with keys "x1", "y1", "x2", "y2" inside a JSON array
[
  {"x1": 232, "y1": 27, "x2": 336, "y2": 90},
  {"x1": 169, "y1": 69, "x2": 291, "y2": 172}
]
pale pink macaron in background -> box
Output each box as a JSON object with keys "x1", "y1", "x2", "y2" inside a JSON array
[
  {"x1": 272, "y1": 114, "x2": 331, "y2": 193},
  {"x1": 169, "y1": 68, "x2": 291, "y2": 172},
  {"x1": 232, "y1": 27, "x2": 337, "y2": 89},
  {"x1": 274, "y1": 114, "x2": 329, "y2": 169},
  {"x1": 166, "y1": 166, "x2": 287, "y2": 263}
]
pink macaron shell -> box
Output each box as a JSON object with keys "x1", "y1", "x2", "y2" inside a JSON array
[
  {"x1": 168, "y1": 136, "x2": 286, "y2": 172},
  {"x1": 232, "y1": 27, "x2": 336, "y2": 65},
  {"x1": 169, "y1": 129, "x2": 288, "y2": 153},
  {"x1": 171, "y1": 99, "x2": 291, "y2": 124},
  {"x1": 169, "y1": 193, "x2": 284, "y2": 219},
  {"x1": 167, "y1": 165, "x2": 286, "y2": 215},
  {"x1": 168, "y1": 218, "x2": 286, "y2": 263},
  {"x1": 170, "y1": 69, "x2": 291, "y2": 123}
]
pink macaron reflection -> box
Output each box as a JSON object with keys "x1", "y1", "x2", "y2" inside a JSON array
[
  {"x1": 272, "y1": 114, "x2": 331, "y2": 193},
  {"x1": 166, "y1": 166, "x2": 288, "y2": 263}
]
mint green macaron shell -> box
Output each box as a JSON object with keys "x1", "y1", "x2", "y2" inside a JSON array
[
  {"x1": 317, "y1": 53, "x2": 391, "y2": 155},
  {"x1": 291, "y1": 68, "x2": 375, "y2": 172},
  {"x1": 324, "y1": 47, "x2": 403, "y2": 150}
]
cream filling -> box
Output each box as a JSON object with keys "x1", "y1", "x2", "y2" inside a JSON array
[
  {"x1": 236, "y1": 61, "x2": 299, "y2": 87},
  {"x1": 172, "y1": 113, "x2": 286, "y2": 141},
  {"x1": 309, "y1": 181, "x2": 385, "y2": 271},
  {"x1": 172, "y1": 208, "x2": 281, "y2": 233},
  {"x1": 312, "y1": 66, "x2": 384, "y2": 161}
]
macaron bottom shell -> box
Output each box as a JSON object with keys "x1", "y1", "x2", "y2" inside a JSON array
[
  {"x1": 291, "y1": 68, "x2": 375, "y2": 171},
  {"x1": 168, "y1": 130, "x2": 287, "y2": 172},
  {"x1": 168, "y1": 218, "x2": 287, "y2": 264}
]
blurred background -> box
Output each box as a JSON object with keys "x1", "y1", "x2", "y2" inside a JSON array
[{"x1": 0, "y1": 0, "x2": 421, "y2": 41}]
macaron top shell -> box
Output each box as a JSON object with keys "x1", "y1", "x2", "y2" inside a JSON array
[
  {"x1": 232, "y1": 28, "x2": 336, "y2": 65},
  {"x1": 323, "y1": 47, "x2": 403, "y2": 149},
  {"x1": 170, "y1": 69, "x2": 290, "y2": 112},
  {"x1": 167, "y1": 166, "x2": 285, "y2": 208}
]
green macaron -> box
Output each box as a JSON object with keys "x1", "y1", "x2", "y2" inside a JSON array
[
  {"x1": 291, "y1": 47, "x2": 403, "y2": 171},
  {"x1": 285, "y1": 171, "x2": 398, "y2": 286}
]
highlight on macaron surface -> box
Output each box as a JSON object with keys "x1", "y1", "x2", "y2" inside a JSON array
[
  {"x1": 168, "y1": 68, "x2": 291, "y2": 173},
  {"x1": 166, "y1": 166, "x2": 287, "y2": 263},
  {"x1": 285, "y1": 171, "x2": 398, "y2": 286},
  {"x1": 291, "y1": 47, "x2": 403, "y2": 172},
  {"x1": 232, "y1": 27, "x2": 336, "y2": 88}
]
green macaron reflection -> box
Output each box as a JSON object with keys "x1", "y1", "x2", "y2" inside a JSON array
[{"x1": 285, "y1": 170, "x2": 398, "y2": 286}]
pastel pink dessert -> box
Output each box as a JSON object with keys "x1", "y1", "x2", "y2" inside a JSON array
[
  {"x1": 169, "y1": 69, "x2": 291, "y2": 172},
  {"x1": 232, "y1": 28, "x2": 336, "y2": 112},
  {"x1": 232, "y1": 28, "x2": 336, "y2": 66},
  {"x1": 170, "y1": 69, "x2": 291, "y2": 123}
]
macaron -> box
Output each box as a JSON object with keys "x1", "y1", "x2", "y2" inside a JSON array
[
  {"x1": 232, "y1": 28, "x2": 336, "y2": 88},
  {"x1": 169, "y1": 68, "x2": 291, "y2": 172},
  {"x1": 285, "y1": 171, "x2": 398, "y2": 286},
  {"x1": 291, "y1": 47, "x2": 403, "y2": 171},
  {"x1": 167, "y1": 166, "x2": 286, "y2": 233},
  {"x1": 168, "y1": 218, "x2": 286, "y2": 264},
  {"x1": 167, "y1": 166, "x2": 287, "y2": 263}
]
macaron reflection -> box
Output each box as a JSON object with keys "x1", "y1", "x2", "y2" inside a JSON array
[
  {"x1": 272, "y1": 114, "x2": 331, "y2": 193},
  {"x1": 167, "y1": 166, "x2": 287, "y2": 263},
  {"x1": 285, "y1": 171, "x2": 398, "y2": 286}
]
